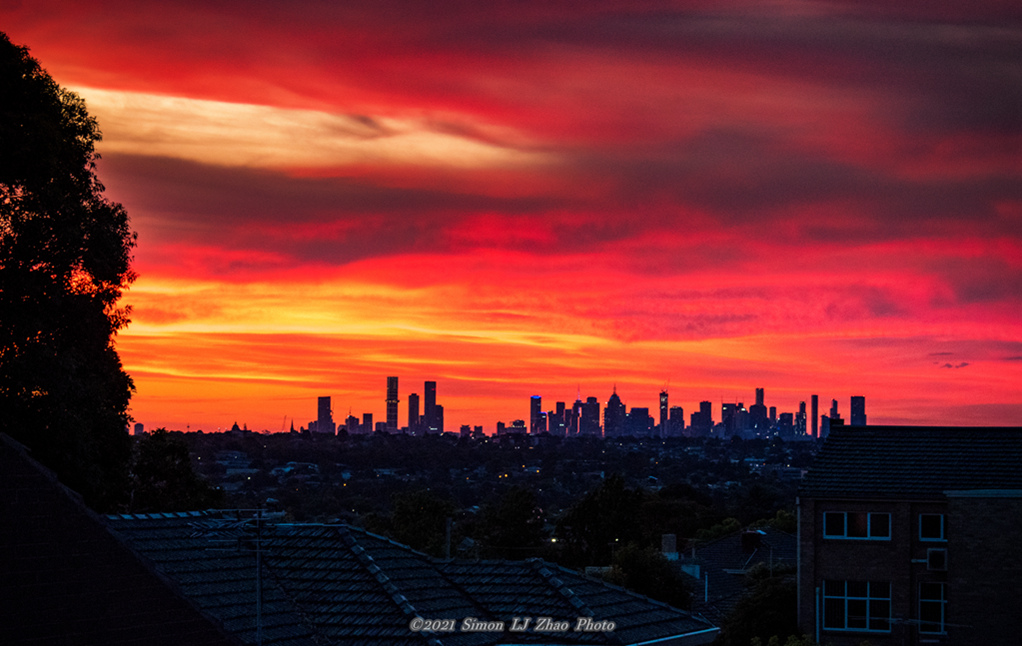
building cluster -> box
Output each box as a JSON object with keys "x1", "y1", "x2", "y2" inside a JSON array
[
  {"x1": 308, "y1": 378, "x2": 449, "y2": 436},
  {"x1": 514, "y1": 388, "x2": 865, "y2": 441},
  {"x1": 306, "y1": 377, "x2": 867, "y2": 440}
]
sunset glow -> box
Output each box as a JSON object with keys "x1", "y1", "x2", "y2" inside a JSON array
[{"x1": 4, "y1": 1, "x2": 1020, "y2": 431}]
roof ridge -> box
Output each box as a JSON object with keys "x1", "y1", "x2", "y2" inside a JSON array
[
  {"x1": 333, "y1": 526, "x2": 443, "y2": 646},
  {"x1": 525, "y1": 558, "x2": 598, "y2": 618}
]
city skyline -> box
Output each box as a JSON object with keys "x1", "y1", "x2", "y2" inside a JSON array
[{"x1": 3, "y1": 2, "x2": 1019, "y2": 433}]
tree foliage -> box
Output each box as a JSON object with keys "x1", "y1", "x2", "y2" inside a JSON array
[
  {"x1": 478, "y1": 486, "x2": 547, "y2": 558},
  {"x1": 129, "y1": 429, "x2": 223, "y2": 513},
  {"x1": 0, "y1": 32, "x2": 136, "y2": 510},
  {"x1": 603, "y1": 542, "x2": 691, "y2": 609},
  {"x1": 554, "y1": 475, "x2": 646, "y2": 567}
]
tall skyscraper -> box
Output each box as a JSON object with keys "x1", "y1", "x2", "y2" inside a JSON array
[
  {"x1": 581, "y1": 397, "x2": 601, "y2": 436},
  {"x1": 755, "y1": 388, "x2": 765, "y2": 407},
  {"x1": 811, "y1": 394, "x2": 819, "y2": 438},
  {"x1": 796, "y1": 401, "x2": 807, "y2": 436},
  {"x1": 830, "y1": 399, "x2": 839, "y2": 419},
  {"x1": 386, "y1": 376, "x2": 399, "y2": 431},
  {"x1": 316, "y1": 396, "x2": 335, "y2": 435},
  {"x1": 604, "y1": 389, "x2": 625, "y2": 437},
  {"x1": 407, "y1": 392, "x2": 420, "y2": 433},
  {"x1": 850, "y1": 396, "x2": 866, "y2": 426},
  {"x1": 424, "y1": 381, "x2": 437, "y2": 433},
  {"x1": 659, "y1": 390, "x2": 669, "y2": 437},
  {"x1": 530, "y1": 396, "x2": 543, "y2": 434}
]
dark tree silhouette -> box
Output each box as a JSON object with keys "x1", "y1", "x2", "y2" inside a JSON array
[
  {"x1": 0, "y1": 32, "x2": 136, "y2": 511},
  {"x1": 130, "y1": 429, "x2": 223, "y2": 513},
  {"x1": 478, "y1": 486, "x2": 546, "y2": 558}
]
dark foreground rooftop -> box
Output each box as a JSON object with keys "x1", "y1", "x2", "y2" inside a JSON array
[
  {"x1": 106, "y1": 511, "x2": 718, "y2": 646},
  {"x1": 798, "y1": 425, "x2": 1022, "y2": 500}
]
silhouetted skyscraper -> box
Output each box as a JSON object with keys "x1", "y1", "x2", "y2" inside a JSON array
[
  {"x1": 850, "y1": 395, "x2": 866, "y2": 426},
  {"x1": 316, "y1": 396, "x2": 335, "y2": 435},
  {"x1": 659, "y1": 390, "x2": 669, "y2": 437},
  {"x1": 811, "y1": 394, "x2": 819, "y2": 438},
  {"x1": 408, "y1": 392, "x2": 420, "y2": 433},
  {"x1": 604, "y1": 388, "x2": 625, "y2": 437},
  {"x1": 669, "y1": 406, "x2": 684, "y2": 436},
  {"x1": 796, "y1": 401, "x2": 807, "y2": 436},
  {"x1": 424, "y1": 381, "x2": 438, "y2": 433},
  {"x1": 530, "y1": 396, "x2": 544, "y2": 434},
  {"x1": 386, "y1": 376, "x2": 399, "y2": 431},
  {"x1": 755, "y1": 388, "x2": 765, "y2": 407},
  {"x1": 581, "y1": 397, "x2": 601, "y2": 436}
]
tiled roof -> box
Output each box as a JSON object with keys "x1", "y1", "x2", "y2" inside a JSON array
[
  {"x1": 0, "y1": 434, "x2": 238, "y2": 646},
  {"x1": 106, "y1": 512, "x2": 717, "y2": 646},
  {"x1": 799, "y1": 425, "x2": 1022, "y2": 500}
]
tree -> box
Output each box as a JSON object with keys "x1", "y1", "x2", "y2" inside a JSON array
[
  {"x1": 603, "y1": 542, "x2": 691, "y2": 609},
  {"x1": 0, "y1": 33, "x2": 136, "y2": 511},
  {"x1": 478, "y1": 486, "x2": 547, "y2": 558},
  {"x1": 130, "y1": 429, "x2": 223, "y2": 512}
]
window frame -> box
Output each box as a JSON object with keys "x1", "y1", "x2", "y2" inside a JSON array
[
  {"x1": 919, "y1": 582, "x2": 947, "y2": 635},
  {"x1": 822, "y1": 579, "x2": 892, "y2": 633},
  {"x1": 919, "y1": 513, "x2": 946, "y2": 542},
  {"x1": 822, "y1": 511, "x2": 892, "y2": 540}
]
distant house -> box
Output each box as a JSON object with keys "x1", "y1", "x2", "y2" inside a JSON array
[
  {"x1": 797, "y1": 423, "x2": 1022, "y2": 645},
  {"x1": 1, "y1": 432, "x2": 719, "y2": 645},
  {"x1": 676, "y1": 527, "x2": 797, "y2": 624}
]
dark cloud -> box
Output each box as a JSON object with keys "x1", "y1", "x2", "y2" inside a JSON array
[{"x1": 940, "y1": 362, "x2": 970, "y2": 368}]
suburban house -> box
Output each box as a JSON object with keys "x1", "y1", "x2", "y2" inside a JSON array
[{"x1": 797, "y1": 423, "x2": 1022, "y2": 645}]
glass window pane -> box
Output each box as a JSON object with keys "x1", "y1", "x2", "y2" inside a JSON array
[
  {"x1": 824, "y1": 512, "x2": 844, "y2": 536},
  {"x1": 869, "y1": 581, "x2": 891, "y2": 599},
  {"x1": 848, "y1": 512, "x2": 868, "y2": 537},
  {"x1": 920, "y1": 514, "x2": 944, "y2": 540},
  {"x1": 920, "y1": 582, "x2": 944, "y2": 600},
  {"x1": 869, "y1": 599, "x2": 891, "y2": 630},
  {"x1": 848, "y1": 599, "x2": 868, "y2": 628},
  {"x1": 848, "y1": 580, "x2": 868, "y2": 597},
  {"x1": 870, "y1": 513, "x2": 890, "y2": 538},
  {"x1": 824, "y1": 579, "x2": 844, "y2": 596},
  {"x1": 824, "y1": 598, "x2": 845, "y2": 628}
]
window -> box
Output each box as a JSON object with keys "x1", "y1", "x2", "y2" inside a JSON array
[
  {"x1": 823, "y1": 512, "x2": 891, "y2": 540},
  {"x1": 919, "y1": 582, "x2": 947, "y2": 634},
  {"x1": 823, "y1": 580, "x2": 892, "y2": 632},
  {"x1": 919, "y1": 514, "x2": 946, "y2": 541}
]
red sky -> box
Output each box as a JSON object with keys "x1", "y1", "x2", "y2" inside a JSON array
[{"x1": 3, "y1": 1, "x2": 1020, "y2": 431}]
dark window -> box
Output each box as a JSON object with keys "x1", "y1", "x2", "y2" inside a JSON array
[
  {"x1": 870, "y1": 513, "x2": 890, "y2": 538},
  {"x1": 920, "y1": 514, "x2": 945, "y2": 541},
  {"x1": 824, "y1": 512, "x2": 844, "y2": 537},
  {"x1": 919, "y1": 582, "x2": 946, "y2": 634},
  {"x1": 822, "y1": 580, "x2": 892, "y2": 633},
  {"x1": 848, "y1": 512, "x2": 868, "y2": 537},
  {"x1": 823, "y1": 512, "x2": 891, "y2": 540}
]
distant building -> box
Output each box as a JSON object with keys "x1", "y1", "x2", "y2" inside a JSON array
[
  {"x1": 424, "y1": 381, "x2": 438, "y2": 433},
  {"x1": 132, "y1": 422, "x2": 144, "y2": 436},
  {"x1": 581, "y1": 396, "x2": 601, "y2": 436},
  {"x1": 386, "y1": 376, "x2": 399, "y2": 431},
  {"x1": 314, "y1": 396, "x2": 335, "y2": 435},
  {"x1": 811, "y1": 394, "x2": 819, "y2": 438},
  {"x1": 604, "y1": 389, "x2": 625, "y2": 437},
  {"x1": 407, "y1": 392, "x2": 420, "y2": 434},
  {"x1": 798, "y1": 424, "x2": 1022, "y2": 645},
  {"x1": 669, "y1": 406, "x2": 685, "y2": 437},
  {"x1": 530, "y1": 396, "x2": 544, "y2": 434},
  {"x1": 625, "y1": 407, "x2": 653, "y2": 437},
  {"x1": 850, "y1": 395, "x2": 866, "y2": 426},
  {"x1": 659, "y1": 390, "x2": 669, "y2": 437}
]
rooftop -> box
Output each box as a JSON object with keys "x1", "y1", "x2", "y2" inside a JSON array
[{"x1": 798, "y1": 425, "x2": 1022, "y2": 500}]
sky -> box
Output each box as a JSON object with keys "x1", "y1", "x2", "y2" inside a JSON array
[{"x1": 3, "y1": 1, "x2": 1021, "y2": 432}]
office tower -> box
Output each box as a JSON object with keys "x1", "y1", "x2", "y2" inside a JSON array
[
  {"x1": 604, "y1": 389, "x2": 625, "y2": 437},
  {"x1": 316, "y1": 396, "x2": 335, "y2": 434},
  {"x1": 530, "y1": 396, "x2": 543, "y2": 434},
  {"x1": 581, "y1": 397, "x2": 601, "y2": 436},
  {"x1": 811, "y1": 395, "x2": 819, "y2": 438},
  {"x1": 659, "y1": 390, "x2": 669, "y2": 437},
  {"x1": 749, "y1": 387, "x2": 768, "y2": 431},
  {"x1": 769, "y1": 406, "x2": 777, "y2": 422},
  {"x1": 132, "y1": 422, "x2": 144, "y2": 436},
  {"x1": 362, "y1": 413, "x2": 372, "y2": 433},
  {"x1": 669, "y1": 406, "x2": 684, "y2": 436},
  {"x1": 830, "y1": 399, "x2": 839, "y2": 419},
  {"x1": 796, "y1": 401, "x2": 807, "y2": 436},
  {"x1": 434, "y1": 404, "x2": 444, "y2": 433},
  {"x1": 850, "y1": 396, "x2": 866, "y2": 426},
  {"x1": 424, "y1": 381, "x2": 437, "y2": 433},
  {"x1": 626, "y1": 407, "x2": 653, "y2": 437},
  {"x1": 345, "y1": 414, "x2": 360, "y2": 434},
  {"x1": 386, "y1": 376, "x2": 399, "y2": 431},
  {"x1": 408, "y1": 393, "x2": 420, "y2": 433},
  {"x1": 755, "y1": 388, "x2": 765, "y2": 407}
]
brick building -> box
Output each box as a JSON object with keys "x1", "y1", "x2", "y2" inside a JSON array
[{"x1": 797, "y1": 424, "x2": 1022, "y2": 645}]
